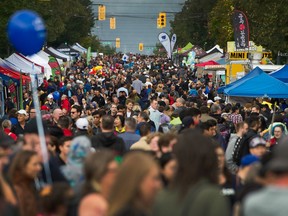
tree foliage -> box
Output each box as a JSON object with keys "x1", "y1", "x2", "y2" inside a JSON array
[
  {"x1": 208, "y1": 0, "x2": 234, "y2": 49},
  {"x1": 0, "y1": 0, "x2": 95, "y2": 57},
  {"x1": 153, "y1": 42, "x2": 166, "y2": 56},
  {"x1": 170, "y1": 0, "x2": 217, "y2": 49},
  {"x1": 172, "y1": 0, "x2": 288, "y2": 55},
  {"x1": 234, "y1": 0, "x2": 288, "y2": 53}
]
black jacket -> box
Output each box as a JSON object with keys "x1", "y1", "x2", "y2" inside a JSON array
[
  {"x1": 91, "y1": 132, "x2": 126, "y2": 155},
  {"x1": 237, "y1": 128, "x2": 258, "y2": 165},
  {"x1": 91, "y1": 95, "x2": 105, "y2": 107},
  {"x1": 11, "y1": 123, "x2": 25, "y2": 136}
]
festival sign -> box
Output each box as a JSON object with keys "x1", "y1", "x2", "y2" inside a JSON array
[
  {"x1": 233, "y1": 10, "x2": 249, "y2": 50},
  {"x1": 158, "y1": 32, "x2": 171, "y2": 59}
]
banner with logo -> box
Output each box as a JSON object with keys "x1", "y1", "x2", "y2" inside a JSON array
[
  {"x1": 122, "y1": 54, "x2": 129, "y2": 62},
  {"x1": 170, "y1": 34, "x2": 177, "y2": 54},
  {"x1": 233, "y1": 10, "x2": 249, "y2": 50},
  {"x1": 158, "y1": 32, "x2": 171, "y2": 59}
]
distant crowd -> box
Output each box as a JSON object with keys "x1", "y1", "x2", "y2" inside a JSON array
[{"x1": 1, "y1": 54, "x2": 288, "y2": 216}]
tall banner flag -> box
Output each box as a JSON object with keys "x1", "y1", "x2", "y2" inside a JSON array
[
  {"x1": 170, "y1": 34, "x2": 177, "y2": 53},
  {"x1": 86, "y1": 47, "x2": 91, "y2": 65},
  {"x1": 158, "y1": 32, "x2": 171, "y2": 59},
  {"x1": 122, "y1": 54, "x2": 129, "y2": 62},
  {"x1": 233, "y1": 10, "x2": 249, "y2": 50}
]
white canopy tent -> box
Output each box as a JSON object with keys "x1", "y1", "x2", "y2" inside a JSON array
[
  {"x1": 37, "y1": 50, "x2": 50, "y2": 62},
  {"x1": 0, "y1": 58, "x2": 27, "y2": 73},
  {"x1": 73, "y1": 43, "x2": 87, "y2": 53},
  {"x1": 6, "y1": 53, "x2": 43, "y2": 74},
  {"x1": 26, "y1": 53, "x2": 52, "y2": 79},
  {"x1": 72, "y1": 44, "x2": 86, "y2": 53},
  {"x1": 48, "y1": 47, "x2": 73, "y2": 62}
]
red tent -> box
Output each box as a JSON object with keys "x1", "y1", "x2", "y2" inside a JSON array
[
  {"x1": 196, "y1": 60, "x2": 219, "y2": 67},
  {"x1": 0, "y1": 65, "x2": 31, "y2": 84}
]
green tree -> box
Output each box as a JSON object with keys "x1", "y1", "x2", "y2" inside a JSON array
[
  {"x1": 153, "y1": 42, "x2": 166, "y2": 56},
  {"x1": 80, "y1": 35, "x2": 101, "y2": 52},
  {"x1": 0, "y1": 0, "x2": 94, "y2": 57},
  {"x1": 234, "y1": 0, "x2": 288, "y2": 54},
  {"x1": 170, "y1": 0, "x2": 217, "y2": 49},
  {"x1": 98, "y1": 45, "x2": 116, "y2": 55},
  {"x1": 208, "y1": 0, "x2": 234, "y2": 49},
  {"x1": 52, "y1": 0, "x2": 94, "y2": 46}
]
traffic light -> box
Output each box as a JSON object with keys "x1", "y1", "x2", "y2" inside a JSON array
[
  {"x1": 157, "y1": 17, "x2": 162, "y2": 28},
  {"x1": 139, "y1": 43, "x2": 144, "y2": 51},
  {"x1": 159, "y1": 12, "x2": 166, "y2": 28},
  {"x1": 110, "y1": 17, "x2": 116, "y2": 29},
  {"x1": 98, "y1": 5, "x2": 106, "y2": 20},
  {"x1": 116, "y1": 38, "x2": 120, "y2": 48}
]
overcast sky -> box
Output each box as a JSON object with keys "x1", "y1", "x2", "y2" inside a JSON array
[{"x1": 91, "y1": 0, "x2": 185, "y2": 54}]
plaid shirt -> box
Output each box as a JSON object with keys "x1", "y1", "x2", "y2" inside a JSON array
[{"x1": 229, "y1": 113, "x2": 243, "y2": 124}]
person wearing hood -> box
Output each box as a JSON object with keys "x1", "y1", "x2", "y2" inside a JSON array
[
  {"x1": 91, "y1": 115, "x2": 126, "y2": 155},
  {"x1": 61, "y1": 136, "x2": 92, "y2": 188}
]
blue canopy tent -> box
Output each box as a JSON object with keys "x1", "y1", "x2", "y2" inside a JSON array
[
  {"x1": 224, "y1": 68, "x2": 288, "y2": 98},
  {"x1": 218, "y1": 67, "x2": 263, "y2": 93},
  {"x1": 269, "y1": 65, "x2": 288, "y2": 83}
]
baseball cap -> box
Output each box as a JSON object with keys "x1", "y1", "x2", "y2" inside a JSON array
[
  {"x1": 47, "y1": 94, "x2": 53, "y2": 99},
  {"x1": 249, "y1": 136, "x2": 266, "y2": 148},
  {"x1": 207, "y1": 100, "x2": 214, "y2": 104},
  {"x1": 18, "y1": 109, "x2": 28, "y2": 116},
  {"x1": 240, "y1": 154, "x2": 259, "y2": 167},
  {"x1": 214, "y1": 96, "x2": 221, "y2": 101},
  {"x1": 76, "y1": 118, "x2": 89, "y2": 130}
]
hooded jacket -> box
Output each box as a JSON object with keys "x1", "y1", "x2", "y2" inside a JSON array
[{"x1": 91, "y1": 132, "x2": 126, "y2": 155}]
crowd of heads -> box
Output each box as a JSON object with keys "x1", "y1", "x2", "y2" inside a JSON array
[{"x1": 1, "y1": 54, "x2": 288, "y2": 215}]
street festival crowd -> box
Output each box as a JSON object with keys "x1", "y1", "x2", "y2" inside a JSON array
[{"x1": 1, "y1": 54, "x2": 288, "y2": 216}]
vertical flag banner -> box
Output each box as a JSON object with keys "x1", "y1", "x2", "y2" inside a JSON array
[
  {"x1": 158, "y1": 32, "x2": 171, "y2": 59},
  {"x1": 233, "y1": 10, "x2": 249, "y2": 50},
  {"x1": 170, "y1": 34, "x2": 177, "y2": 55},
  {"x1": 122, "y1": 54, "x2": 129, "y2": 62},
  {"x1": 86, "y1": 46, "x2": 91, "y2": 65}
]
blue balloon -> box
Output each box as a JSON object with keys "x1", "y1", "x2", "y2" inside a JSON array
[
  {"x1": 52, "y1": 91, "x2": 60, "y2": 100},
  {"x1": 7, "y1": 10, "x2": 46, "y2": 56}
]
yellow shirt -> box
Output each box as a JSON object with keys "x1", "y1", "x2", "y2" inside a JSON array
[{"x1": 115, "y1": 127, "x2": 125, "y2": 134}]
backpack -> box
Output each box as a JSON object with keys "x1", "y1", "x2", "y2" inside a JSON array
[{"x1": 232, "y1": 137, "x2": 243, "y2": 166}]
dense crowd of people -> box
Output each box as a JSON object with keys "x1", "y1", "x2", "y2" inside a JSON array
[{"x1": 1, "y1": 54, "x2": 288, "y2": 215}]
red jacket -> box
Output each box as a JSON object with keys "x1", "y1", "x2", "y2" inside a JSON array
[
  {"x1": 4, "y1": 128, "x2": 17, "y2": 141},
  {"x1": 62, "y1": 128, "x2": 73, "y2": 137},
  {"x1": 61, "y1": 98, "x2": 71, "y2": 112}
]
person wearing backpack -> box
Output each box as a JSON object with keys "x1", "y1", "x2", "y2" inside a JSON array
[
  {"x1": 232, "y1": 115, "x2": 261, "y2": 167},
  {"x1": 225, "y1": 122, "x2": 249, "y2": 174}
]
